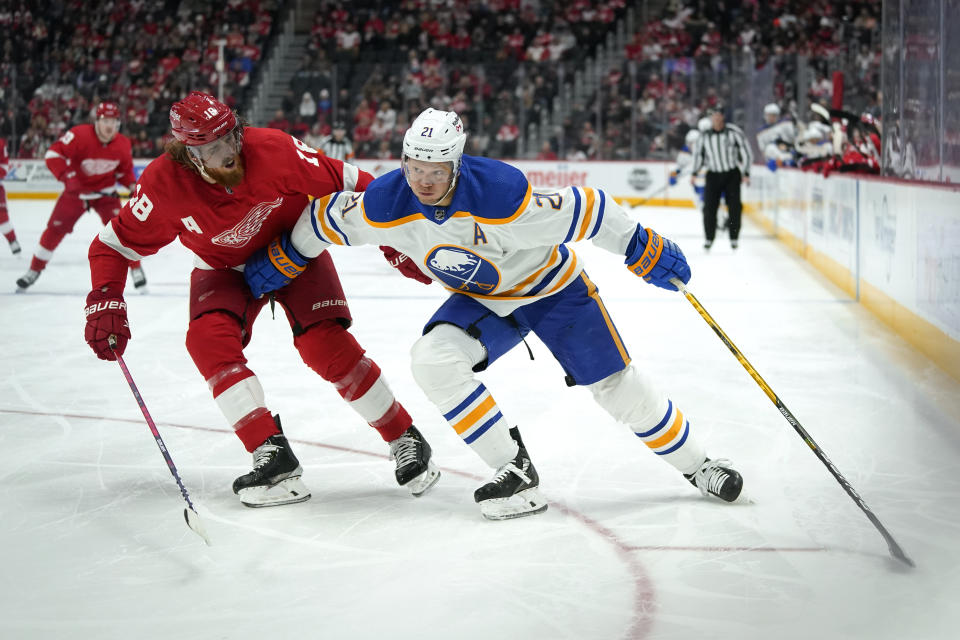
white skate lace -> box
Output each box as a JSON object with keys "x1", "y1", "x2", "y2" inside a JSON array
[
  {"x1": 251, "y1": 443, "x2": 280, "y2": 469},
  {"x1": 491, "y1": 461, "x2": 531, "y2": 486},
  {"x1": 390, "y1": 434, "x2": 419, "y2": 467},
  {"x1": 694, "y1": 458, "x2": 733, "y2": 497}
]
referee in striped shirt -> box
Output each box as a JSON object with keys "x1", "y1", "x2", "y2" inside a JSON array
[{"x1": 690, "y1": 108, "x2": 753, "y2": 249}]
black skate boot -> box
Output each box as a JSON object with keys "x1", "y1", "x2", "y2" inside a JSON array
[
  {"x1": 389, "y1": 425, "x2": 440, "y2": 496},
  {"x1": 232, "y1": 416, "x2": 310, "y2": 507},
  {"x1": 8, "y1": 239, "x2": 20, "y2": 255},
  {"x1": 474, "y1": 427, "x2": 548, "y2": 520},
  {"x1": 16, "y1": 269, "x2": 40, "y2": 291},
  {"x1": 685, "y1": 457, "x2": 743, "y2": 503}
]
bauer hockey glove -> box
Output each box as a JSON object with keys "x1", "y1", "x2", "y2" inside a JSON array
[
  {"x1": 379, "y1": 245, "x2": 432, "y2": 285},
  {"x1": 624, "y1": 225, "x2": 691, "y2": 291},
  {"x1": 668, "y1": 171, "x2": 678, "y2": 186},
  {"x1": 84, "y1": 286, "x2": 130, "y2": 360},
  {"x1": 244, "y1": 233, "x2": 309, "y2": 298}
]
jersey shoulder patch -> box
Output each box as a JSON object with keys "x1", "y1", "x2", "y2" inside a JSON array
[
  {"x1": 359, "y1": 169, "x2": 415, "y2": 224},
  {"x1": 455, "y1": 156, "x2": 530, "y2": 222}
]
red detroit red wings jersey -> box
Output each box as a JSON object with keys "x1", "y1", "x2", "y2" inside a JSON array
[
  {"x1": 44, "y1": 124, "x2": 135, "y2": 192},
  {"x1": 91, "y1": 127, "x2": 372, "y2": 288}
]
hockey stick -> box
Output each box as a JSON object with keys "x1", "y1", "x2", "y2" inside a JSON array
[
  {"x1": 108, "y1": 336, "x2": 211, "y2": 545},
  {"x1": 669, "y1": 279, "x2": 914, "y2": 567}
]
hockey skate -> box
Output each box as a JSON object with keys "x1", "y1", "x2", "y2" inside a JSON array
[
  {"x1": 389, "y1": 425, "x2": 440, "y2": 496},
  {"x1": 474, "y1": 427, "x2": 548, "y2": 520},
  {"x1": 15, "y1": 269, "x2": 40, "y2": 291},
  {"x1": 685, "y1": 457, "x2": 743, "y2": 503},
  {"x1": 131, "y1": 266, "x2": 147, "y2": 290},
  {"x1": 233, "y1": 417, "x2": 310, "y2": 507},
  {"x1": 8, "y1": 239, "x2": 20, "y2": 255}
]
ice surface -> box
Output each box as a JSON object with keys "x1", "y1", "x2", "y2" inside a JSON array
[{"x1": 1, "y1": 199, "x2": 958, "y2": 640}]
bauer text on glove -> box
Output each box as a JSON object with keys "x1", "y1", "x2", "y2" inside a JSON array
[
  {"x1": 244, "y1": 234, "x2": 308, "y2": 298},
  {"x1": 379, "y1": 245, "x2": 432, "y2": 285},
  {"x1": 84, "y1": 287, "x2": 130, "y2": 360},
  {"x1": 624, "y1": 225, "x2": 691, "y2": 291}
]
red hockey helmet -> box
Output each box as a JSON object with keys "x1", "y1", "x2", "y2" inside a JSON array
[
  {"x1": 169, "y1": 91, "x2": 237, "y2": 146},
  {"x1": 96, "y1": 102, "x2": 120, "y2": 119}
]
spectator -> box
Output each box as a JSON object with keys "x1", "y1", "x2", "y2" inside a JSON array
[
  {"x1": 495, "y1": 112, "x2": 519, "y2": 157},
  {"x1": 298, "y1": 91, "x2": 317, "y2": 122},
  {"x1": 536, "y1": 141, "x2": 558, "y2": 160},
  {"x1": 267, "y1": 109, "x2": 291, "y2": 133}
]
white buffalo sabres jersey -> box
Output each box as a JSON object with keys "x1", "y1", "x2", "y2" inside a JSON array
[{"x1": 290, "y1": 155, "x2": 638, "y2": 316}]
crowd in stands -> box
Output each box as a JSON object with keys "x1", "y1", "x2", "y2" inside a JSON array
[
  {"x1": 1, "y1": 0, "x2": 883, "y2": 170},
  {"x1": 269, "y1": 0, "x2": 628, "y2": 160},
  {"x1": 574, "y1": 0, "x2": 884, "y2": 164},
  {"x1": 1, "y1": 0, "x2": 281, "y2": 160}
]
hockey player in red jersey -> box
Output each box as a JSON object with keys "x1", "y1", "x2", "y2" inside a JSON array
[
  {"x1": 0, "y1": 137, "x2": 19, "y2": 255},
  {"x1": 83, "y1": 91, "x2": 440, "y2": 507},
  {"x1": 17, "y1": 102, "x2": 145, "y2": 291}
]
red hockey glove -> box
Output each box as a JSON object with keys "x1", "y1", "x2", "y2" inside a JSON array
[
  {"x1": 379, "y1": 245, "x2": 432, "y2": 285},
  {"x1": 84, "y1": 286, "x2": 130, "y2": 360}
]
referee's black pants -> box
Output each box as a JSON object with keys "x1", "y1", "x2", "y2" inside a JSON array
[{"x1": 702, "y1": 168, "x2": 742, "y2": 242}]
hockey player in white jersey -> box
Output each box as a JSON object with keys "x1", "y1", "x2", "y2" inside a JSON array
[
  {"x1": 668, "y1": 117, "x2": 711, "y2": 208},
  {"x1": 244, "y1": 108, "x2": 745, "y2": 520},
  {"x1": 756, "y1": 103, "x2": 797, "y2": 170}
]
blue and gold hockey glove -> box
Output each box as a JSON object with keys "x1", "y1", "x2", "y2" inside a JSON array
[
  {"x1": 624, "y1": 225, "x2": 691, "y2": 291},
  {"x1": 244, "y1": 233, "x2": 308, "y2": 298}
]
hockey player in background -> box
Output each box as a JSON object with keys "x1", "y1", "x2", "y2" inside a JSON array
[
  {"x1": 244, "y1": 108, "x2": 745, "y2": 520},
  {"x1": 756, "y1": 103, "x2": 797, "y2": 170},
  {"x1": 0, "y1": 137, "x2": 19, "y2": 255},
  {"x1": 82, "y1": 91, "x2": 439, "y2": 507},
  {"x1": 668, "y1": 117, "x2": 711, "y2": 211},
  {"x1": 17, "y1": 102, "x2": 145, "y2": 291}
]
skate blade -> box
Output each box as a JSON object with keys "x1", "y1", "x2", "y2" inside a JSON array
[
  {"x1": 237, "y1": 477, "x2": 311, "y2": 508},
  {"x1": 404, "y1": 461, "x2": 440, "y2": 497},
  {"x1": 479, "y1": 487, "x2": 548, "y2": 521}
]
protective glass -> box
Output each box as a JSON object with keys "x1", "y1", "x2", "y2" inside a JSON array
[
  {"x1": 187, "y1": 128, "x2": 241, "y2": 167},
  {"x1": 402, "y1": 157, "x2": 453, "y2": 185}
]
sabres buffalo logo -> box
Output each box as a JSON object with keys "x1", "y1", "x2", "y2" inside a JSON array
[{"x1": 426, "y1": 245, "x2": 500, "y2": 294}]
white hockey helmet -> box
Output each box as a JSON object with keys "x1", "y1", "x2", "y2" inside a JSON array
[
  {"x1": 697, "y1": 117, "x2": 712, "y2": 132},
  {"x1": 764, "y1": 103, "x2": 781, "y2": 117},
  {"x1": 402, "y1": 108, "x2": 467, "y2": 204},
  {"x1": 403, "y1": 108, "x2": 466, "y2": 168},
  {"x1": 684, "y1": 128, "x2": 700, "y2": 148}
]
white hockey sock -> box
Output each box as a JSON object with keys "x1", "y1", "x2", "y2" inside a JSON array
[
  {"x1": 411, "y1": 324, "x2": 518, "y2": 468},
  {"x1": 589, "y1": 366, "x2": 705, "y2": 475},
  {"x1": 440, "y1": 383, "x2": 517, "y2": 468}
]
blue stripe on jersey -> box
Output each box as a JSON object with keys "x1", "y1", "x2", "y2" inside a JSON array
[
  {"x1": 526, "y1": 244, "x2": 570, "y2": 296},
  {"x1": 563, "y1": 188, "x2": 582, "y2": 243},
  {"x1": 463, "y1": 411, "x2": 503, "y2": 444},
  {"x1": 443, "y1": 384, "x2": 487, "y2": 421},
  {"x1": 657, "y1": 421, "x2": 689, "y2": 455},
  {"x1": 637, "y1": 399, "x2": 673, "y2": 438},
  {"x1": 588, "y1": 190, "x2": 606, "y2": 239},
  {"x1": 326, "y1": 196, "x2": 350, "y2": 245},
  {"x1": 310, "y1": 198, "x2": 324, "y2": 240}
]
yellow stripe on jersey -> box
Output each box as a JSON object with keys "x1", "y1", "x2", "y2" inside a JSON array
[
  {"x1": 316, "y1": 196, "x2": 346, "y2": 245},
  {"x1": 575, "y1": 188, "x2": 596, "y2": 241},
  {"x1": 582, "y1": 272, "x2": 630, "y2": 364},
  {"x1": 499, "y1": 246, "x2": 561, "y2": 295},
  {"x1": 452, "y1": 396, "x2": 497, "y2": 435}
]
